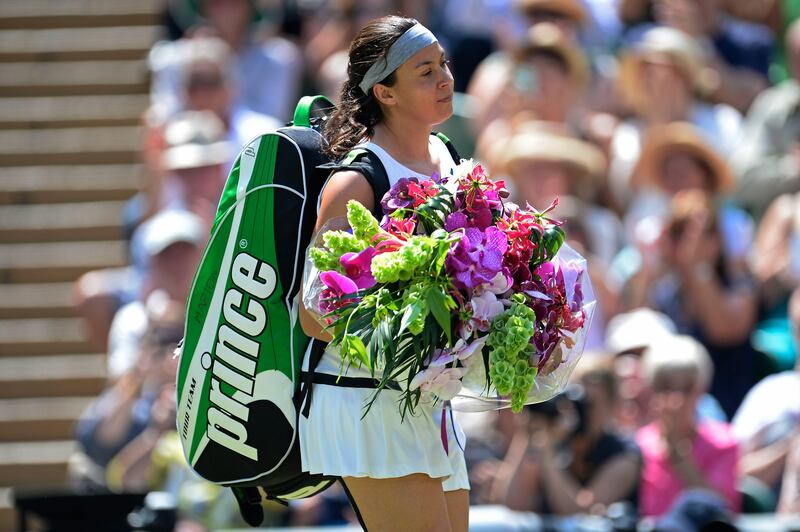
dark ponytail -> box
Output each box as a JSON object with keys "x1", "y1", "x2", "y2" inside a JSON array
[{"x1": 323, "y1": 16, "x2": 417, "y2": 159}]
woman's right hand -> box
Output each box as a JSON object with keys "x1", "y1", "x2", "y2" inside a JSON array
[{"x1": 298, "y1": 169, "x2": 375, "y2": 342}]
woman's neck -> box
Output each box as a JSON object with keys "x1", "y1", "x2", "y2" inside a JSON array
[{"x1": 371, "y1": 118, "x2": 433, "y2": 170}]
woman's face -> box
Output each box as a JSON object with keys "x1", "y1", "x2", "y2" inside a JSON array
[
  {"x1": 509, "y1": 159, "x2": 574, "y2": 209},
  {"x1": 638, "y1": 55, "x2": 692, "y2": 114},
  {"x1": 650, "y1": 368, "x2": 701, "y2": 426},
  {"x1": 377, "y1": 43, "x2": 454, "y2": 126},
  {"x1": 517, "y1": 55, "x2": 573, "y2": 123},
  {"x1": 660, "y1": 152, "x2": 712, "y2": 195}
]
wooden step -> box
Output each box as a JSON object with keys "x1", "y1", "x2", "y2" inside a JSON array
[
  {"x1": 0, "y1": 26, "x2": 160, "y2": 62},
  {"x1": 0, "y1": 488, "x2": 18, "y2": 532},
  {"x1": 0, "y1": 318, "x2": 94, "y2": 356},
  {"x1": 0, "y1": 164, "x2": 141, "y2": 205},
  {"x1": 0, "y1": 95, "x2": 147, "y2": 129},
  {"x1": 0, "y1": 0, "x2": 162, "y2": 30},
  {"x1": 0, "y1": 200, "x2": 125, "y2": 243},
  {"x1": 0, "y1": 397, "x2": 92, "y2": 442},
  {"x1": 0, "y1": 354, "x2": 105, "y2": 396},
  {"x1": 0, "y1": 282, "x2": 73, "y2": 319},
  {"x1": 0, "y1": 126, "x2": 141, "y2": 166},
  {"x1": 0, "y1": 60, "x2": 148, "y2": 97},
  {"x1": 0, "y1": 441, "x2": 74, "y2": 488},
  {"x1": 0, "y1": 240, "x2": 127, "y2": 283}
]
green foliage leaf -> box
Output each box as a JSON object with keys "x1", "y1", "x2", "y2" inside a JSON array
[
  {"x1": 426, "y1": 289, "x2": 452, "y2": 345},
  {"x1": 341, "y1": 334, "x2": 370, "y2": 370}
]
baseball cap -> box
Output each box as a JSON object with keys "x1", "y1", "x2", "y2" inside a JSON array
[
  {"x1": 162, "y1": 111, "x2": 231, "y2": 171},
  {"x1": 138, "y1": 209, "x2": 206, "y2": 257},
  {"x1": 606, "y1": 308, "x2": 677, "y2": 355}
]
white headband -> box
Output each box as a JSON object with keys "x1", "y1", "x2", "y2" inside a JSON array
[{"x1": 359, "y1": 23, "x2": 438, "y2": 95}]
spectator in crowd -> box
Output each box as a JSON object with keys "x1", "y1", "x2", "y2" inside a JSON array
[
  {"x1": 609, "y1": 26, "x2": 742, "y2": 208},
  {"x1": 733, "y1": 288, "x2": 800, "y2": 497},
  {"x1": 73, "y1": 112, "x2": 226, "y2": 356},
  {"x1": 155, "y1": 111, "x2": 231, "y2": 223},
  {"x1": 733, "y1": 19, "x2": 800, "y2": 218},
  {"x1": 749, "y1": 192, "x2": 800, "y2": 370},
  {"x1": 618, "y1": 0, "x2": 772, "y2": 112},
  {"x1": 491, "y1": 355, "x2": 641, "y2": 516},
  {"x1": 624, "y1": 122, "x2": 754, "y2": 260},
  {"x1": 606, "y1": 309, "x2": 727, "y2": 435},
  {"x1": 779, "y1": 426, "x2": 800, "y2": 513},
  {"x1": 492, "y1": 121, "x2": 620, "y2": 266},
  {"x1": 177, "y1": 37, "x2": 280, "y2": 156},
  {"x1": 515, "y1": 0, "x2": 587, "y2": 42},
  {"x1": 618, "y1": 190, "x2": 758, "y2": 418},
  {"x1": 469, "y1": 23, "x2": 589, "y2": 134},
  {"x1": 458, "y1": 407, "x2": 519, "y2": 505},
  {"x1": 73, "y1": 293, "x2": 184, "y2": 489},
  {"x1": 150, "y1": 0, "x2": 303, "y2": 122},
  {"x1": 636, "y1": 334, "x2": 740, "y2": 517},
  {"x1": 125, "y1": 110, "x2": 230, "y2": 241},
  {"x1": 108, "y1": 210, "x2": 205, "y2": 380}
]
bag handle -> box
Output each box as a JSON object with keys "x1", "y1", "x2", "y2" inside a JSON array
[{"x1": 293, "y1": 95, "x2": 335, "y2": 128}]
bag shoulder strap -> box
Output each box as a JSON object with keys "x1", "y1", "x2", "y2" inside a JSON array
[{"x1": 433, "y1": 131, "x2": 461, "y2": 164}]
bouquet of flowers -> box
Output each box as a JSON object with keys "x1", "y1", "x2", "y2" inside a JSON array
[{"x1": 303, "y1": 160, "x2": 594, "y2": 417}]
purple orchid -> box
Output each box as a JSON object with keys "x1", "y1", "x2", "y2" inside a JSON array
[
  {"x1": 381, "y1": 177, "x2": 419, "y2": 214},
  {"x1": 445, "y1": 212, "x2": 468, "y2": 232},
  {"x1": 340, "y1": 247, "x2": 377, "y2": 289},
  {"x1": 446, "y1": 227, "x2": 508, "y2": 291}
]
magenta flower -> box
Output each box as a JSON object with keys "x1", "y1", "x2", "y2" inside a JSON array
[
  {"x1": 319, "y1": 270, "x2": 359, "y2": 317},
  {"x1": 340, "y1": 247, "x2": 377, "y2": 289},
  {"x1": 446, "y1": 227, "x2": 508, "y2": 291}
]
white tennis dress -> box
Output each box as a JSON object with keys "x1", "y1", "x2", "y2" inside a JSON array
[{"x1": 298, "y1": 135, "x2": 470, "y2": 491}]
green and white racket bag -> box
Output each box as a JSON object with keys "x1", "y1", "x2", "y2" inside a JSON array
[{"x1": 175, "y1": 97, "x2": 337, "y2": 501}]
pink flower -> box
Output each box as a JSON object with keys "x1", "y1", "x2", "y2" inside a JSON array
[
  {"x1": 480, "y1": 270, "x2": 513, "y2": 296},
  {"x1": 319, "y1": 271, "x2": 358, "y2": 318},
  {"x1": 409, "y1": 365, "x2": 466, "y2": 400},
  {"x1": 452, "y1": 336, "x2": 488, "y2": 363},
  {"x1": 468, "y1": 291, "x2": 505, "y2": 332},
  {"x1": 340, "y1": 247, "x2": 377, "y2": 289}
]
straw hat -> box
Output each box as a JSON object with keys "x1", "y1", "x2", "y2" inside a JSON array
[
  {"x1": 518, "y1": 22, "x2": 589, "y2": 89},
  {"x1": 516, "y1": 0, "x2": 587, "y2": 25},
  {"x1": 618, "y1": 27, "x2": 718, "y2": 111},
  {"x1": 634, "y1": 122, "x2": 734, "y2": 193},
  {"x1": 497, "y1": 122, "x2": 606, "y2": 181}
]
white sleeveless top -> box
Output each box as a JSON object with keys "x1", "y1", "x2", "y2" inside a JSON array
[{"x1": 315, "y1": 134, "x2": 457, "y2": 217}]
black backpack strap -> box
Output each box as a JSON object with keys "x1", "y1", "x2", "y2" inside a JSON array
[{"x1": 318, "y1": 148, "x2": 390, "y2": 218}]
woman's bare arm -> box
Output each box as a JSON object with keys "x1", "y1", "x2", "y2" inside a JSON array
[{"x1": 298, "y1": 170, "x2": 375, "y2": 342}]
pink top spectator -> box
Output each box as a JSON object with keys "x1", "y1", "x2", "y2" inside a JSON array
[{"x1": 636, "y1": 421, "x2": 740, "y2": 517}]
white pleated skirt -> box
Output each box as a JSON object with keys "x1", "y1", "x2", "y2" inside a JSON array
[{"x1": 298, "y1": 344, "x2": 470, "y2": 492}]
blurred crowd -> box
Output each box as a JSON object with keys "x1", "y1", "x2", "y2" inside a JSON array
[{"x1": 66, "y1": 0, "x2": 800, "y2": 529}]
